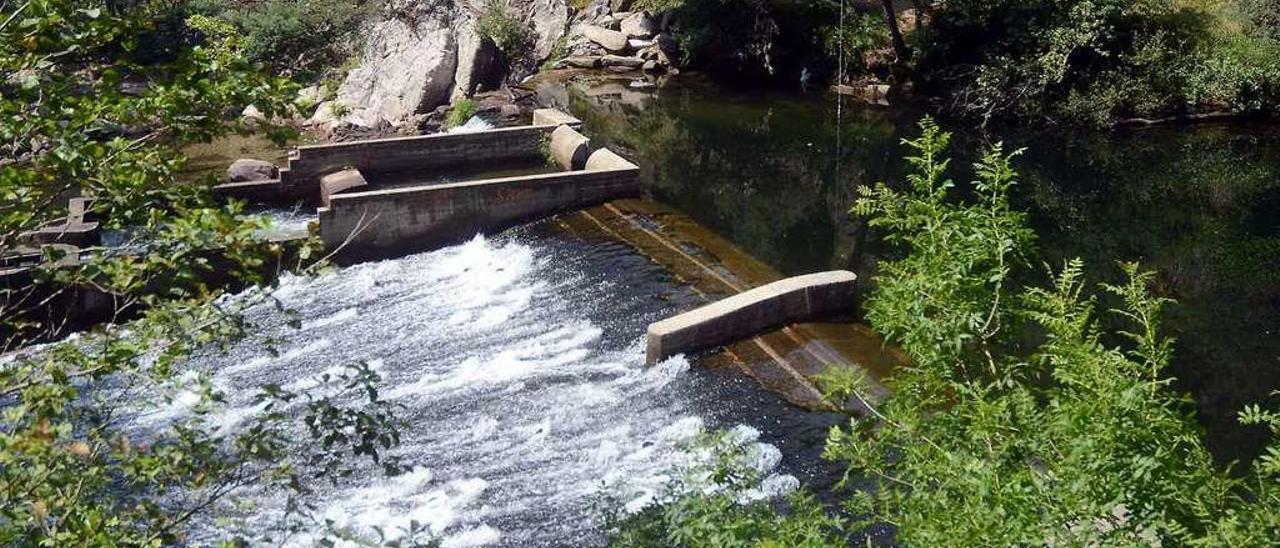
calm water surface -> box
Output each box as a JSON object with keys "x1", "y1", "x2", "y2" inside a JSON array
[{"x1": 544, "y1": 74, "x2": 1280, "y2": 465}]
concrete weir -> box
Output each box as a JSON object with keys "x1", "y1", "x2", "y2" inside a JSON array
[
  {"x1": 213, "y1": 109, "x2": 642, "y2": 260},
  {"x1": 645, "y1": 271, "x2": 858, "y2": 365}
]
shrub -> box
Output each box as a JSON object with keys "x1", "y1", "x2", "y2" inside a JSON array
[
  {"x1": 914, "y1": 0, "x2": 1280, "y2": 124},
  {"x1": 188, "y1": 0, "x2": 368, "y2": 80},
  {"x1": 475, "y1": 0, "x2": 531, "y2": 54},
  {"x1": 444, "y1": 98, "x2": 478, "y2": 129}
]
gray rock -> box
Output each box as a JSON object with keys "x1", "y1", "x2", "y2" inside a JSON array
[
  {"x1": 609, "y1": 0, "x2": 631, "y2": 13},
  {"x1": 627, "y1": 38, "x2": 655, "y2": 50},
  {"x1": 581, "y1": 25, "x2": 629, "y2": 52},
  {"x1": 620, "y1": 12, "x2": 656, "y2": 39},
  {"x1": 642, "y1": 60, "x2": 659, "y2": 72},
  {"x1": 334, "y1": 16, "x2": 457, "y2": 127},
  {"x1": 528, "y1": 0, "x2": 570, "y2": 60},
  {"x1": 561, "y1": 56, "x2": 602, "y2": 68},
  {"x1": 227, "y1": 159, "x2": 278, "y2": 183},
  {"x1": 601, "y1": 55, "x2": 644, "y2": 68},
  {"x1": 451, "y1": 17, "x2": 501, "y2": 103}
]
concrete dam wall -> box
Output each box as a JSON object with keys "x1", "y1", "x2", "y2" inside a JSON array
[
  {"x1": 646, "y1": 271, "x2": 859, "y2": 364},
  {"x1": 318, "y1": 151, "x2": 640, "y2": 258}
]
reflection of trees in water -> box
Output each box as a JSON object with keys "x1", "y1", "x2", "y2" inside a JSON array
[
  {"x1": 1014, "y1": 127, "x2": 1280, "y2": 466},
  {"x1": 570, "y1": 80, "x2": 901, "y2": 276},
  {"x1": 566, "y1": 77, "x2": 1279, "y2": 466}
]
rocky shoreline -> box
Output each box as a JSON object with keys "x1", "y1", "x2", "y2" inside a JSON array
[{"x1": 279, "y1": 1, "x2": 678, "y2": 142}]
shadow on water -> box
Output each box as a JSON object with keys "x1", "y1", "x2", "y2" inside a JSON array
[{"x1": 543, "y1": 73, "x2": 1280, "y2": 467}]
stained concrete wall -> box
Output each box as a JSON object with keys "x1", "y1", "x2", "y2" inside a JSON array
[
  {"x1": 645, "y1": 271, "x2": 858, "y2": 364},
  {"x1": 215, "y1": 125, "x2": 559, "y2": 204},
  {"x1": 317, "y1": 159, "x2": 640, "y2": 260}
]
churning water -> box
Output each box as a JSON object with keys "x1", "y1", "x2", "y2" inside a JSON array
[{"x1": 137, "y1": 223, "x2": 838, "y2": 547}]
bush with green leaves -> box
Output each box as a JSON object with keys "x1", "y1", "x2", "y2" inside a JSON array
[
  {"x1": 444, "y1": 98, "x2": 479, "y2": 129},
  {"x1": 825, "y1": 118, "x2": 1280, "y2": 545},
  {"x1": 606, "y1": 119, "x2": 1280, "y2": 545},
  {"x1": 914, "y1": 0, "x2": 1280, "y2": 124},
  {"x1": 475, "y1": 0, "x2": 531, "y2": 54},
  {"x1": 187, "y1": 0, "x2": 369, "y2": 80},
  {"x1": 0, "y1": 1, "x2": 415, "y2": 544}
]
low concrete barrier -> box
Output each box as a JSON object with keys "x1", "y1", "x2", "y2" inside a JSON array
[
  {"x1": 645, "y1": 271, "x2": 858, "y2": 364},
  {"x1": 317, "y1": 150, "x2": 640, "y2": 260},
  {"x1": 320, "y1": 169, "x2": 368, "y2": 207},
  {"x1": 215, "y1": 109, "x2": 584, "y2": 204},
  {"x1": 549, "y1": 126, "x2": 590, "y2": 170}
]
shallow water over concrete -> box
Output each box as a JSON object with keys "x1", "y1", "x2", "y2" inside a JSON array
[{"x1": 144, "y1": 223, "x2": 840, "y2": 546}]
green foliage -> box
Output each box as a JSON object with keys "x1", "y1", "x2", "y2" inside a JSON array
[
  {"x1": 916, "y1": 0, "x2": 1280, "y2": 124},
  {"x1": 634, "y1": 0, "x2": 686, "y2": 12},
  {"x1": 444, "y1": 98, "x2": 478, "y2": 129},
  {"x1": 822, "y1": 11, "x2": 888, "y2": 78},
  {"x1": 828, "y1": 119, "x2": 1280, "y2": 545},
  {"x1": 603, "y1": 432, "x2": 845, "y2": 547},
  {"x1": 187, "y1": 0, "x2": 368, "y2": 80},
  {"x1": 475, "y1": 0, "x2": 531, "y2": 54},
  {"x1": 0, "y1": 1, "x2": 413, "y2": 544}
]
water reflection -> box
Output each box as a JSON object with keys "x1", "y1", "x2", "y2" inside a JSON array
[{"x1": 549, "y1": 74, "x2": 1280, "y2": 466}]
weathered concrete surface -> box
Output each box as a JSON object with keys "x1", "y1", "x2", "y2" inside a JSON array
[
  {"x1": 645, "y1": 271, "x2": 858, "y2": 364},
  {"x1": 585, "y1": 148, "x2": 636, "y2": 171},
  {"x1": 320, "y1": 169, "x2": 369, "y2": 207},
  {"x1": 317, "y1": 156, "x2": 640, "y2": 259},
  {"x1": 532, "y1": 108, "x2": 583, "y2": 127},
  {"x1": 215, "y1": 124, "x2": 564, "y2": 204},
  {"x1": 549, "y1": 125, "x2": 590, "y2": 170}
]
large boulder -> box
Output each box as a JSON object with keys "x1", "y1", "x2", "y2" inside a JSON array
[
  {"x1": 227, "y1": 159, "x2": 278, "y2": 182},
  {"x1": 333, "y1": 16, "x2": 457, "y2": 128},
  {"x1": 528, "y1": 0, "x2": 570, "y2": 60},
  {"x1": 580, "y1": 25, "x2": 629, "y2": 53},
  {"x1": 451, "y1": 17, "x2": 501, "y2": 103},
  {"x1": 619, "y1": 12, "x2": 656, "y2": 39}
]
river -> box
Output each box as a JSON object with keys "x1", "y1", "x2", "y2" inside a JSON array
[
  {"x1": 539, "y1": 73, "x2": 1280, "y2": 465},
  {"x1": 139, "y1": 224, "x2": 842, "y2": 546}
]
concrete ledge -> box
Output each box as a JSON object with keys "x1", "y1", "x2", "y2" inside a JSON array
[
  {"x1": 585, "y1": 148, "x2": 638, "y2": 171},
  {"x1": 320, "y1": 168, "x2": 368, "y2": 207},
  {"x1": 318, "y1": 164, "x2": 641, "y2": 261},
  {"x1": 645, "y1": 271, "x2": 858, "y2": 364},
  {"x1": 532, "y1": 108, "x2": 583, "y2": 128},
  {"x1": 549, "y1": 125, "x2": 590, "y2": 171}
]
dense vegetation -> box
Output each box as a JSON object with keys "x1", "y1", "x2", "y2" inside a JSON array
[
  {"x1": 651, "y1": 0, "x2": 1280, "y2": 124},
  {"x1": 0, "y1": 1, "x2": 412, "y2": 544},
  {"x1": 607, "y1": 120, "x2": 1280, "y2": 545}
]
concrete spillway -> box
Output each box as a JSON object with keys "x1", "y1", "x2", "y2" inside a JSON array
[
  {"x1": 645, "y1": 271, "x2": 859, "y2": 365},
  {"x1": 214, "y1": 109, "x2": 641, "y2": 261}
]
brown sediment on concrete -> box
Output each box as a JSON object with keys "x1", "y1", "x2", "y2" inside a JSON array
[
  {"x1": 644, "y1": 271, "x2": 858, "y2": 365},
  {"x1": 318, "y1": 157, "x2": 640, "y2": 261},
  {"x1": 549, "y1": 125, "x2": 591, "y2": 170},
  {"x1": 214, "y1": 109, "x2": 585, "y2": 205},
  {"x1": 554, "y1": 198, "x2": 905, "y2": 411}
]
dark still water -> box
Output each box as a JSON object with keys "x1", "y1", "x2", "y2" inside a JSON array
[{"x1": 540, "y1": 74, "x2": 1280, "y2": 465}]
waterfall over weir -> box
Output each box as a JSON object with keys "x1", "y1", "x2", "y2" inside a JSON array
[{"x1": 139, "y1": 222, "x2": 833, "y2": 547}]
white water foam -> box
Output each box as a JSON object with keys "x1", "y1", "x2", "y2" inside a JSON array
[{"x1": 143, "y1": 232, "x2": 795, "y2": 546}]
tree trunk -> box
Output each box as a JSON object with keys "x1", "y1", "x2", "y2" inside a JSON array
[{"x1": 880, "y1": 0, "x2": 911, "y2": 62}]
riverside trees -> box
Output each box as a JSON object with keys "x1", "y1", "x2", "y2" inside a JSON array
[{"x1": 0, "y1": 1, "x2": 411, "y2": 544}]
